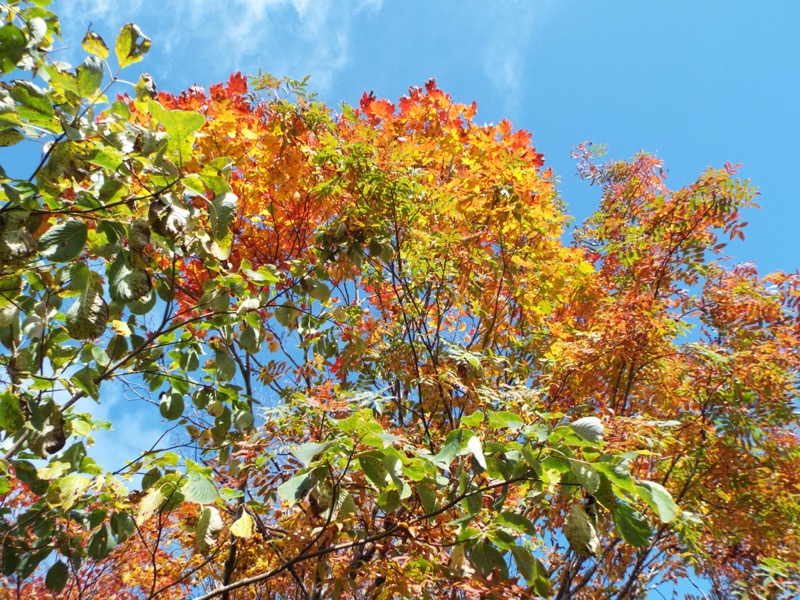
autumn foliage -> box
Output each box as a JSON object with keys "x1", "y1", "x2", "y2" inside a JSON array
[{"x1": 1, "y1": 3, "x2": 799, "y2": 599}]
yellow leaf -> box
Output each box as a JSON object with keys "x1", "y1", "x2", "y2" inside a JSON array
[
  {"x1": 230, "y1": 511, "x2": 254, "y2": 538},
  {"x1": 111, "y1": 319, "x2": 132, "y2": 337}
]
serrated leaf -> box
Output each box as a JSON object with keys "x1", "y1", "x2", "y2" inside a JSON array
[
  {"x1": 487, "y1": 410, "x2": 524, "y2": 430},
  {"x1": 0, "y1": 391, "x2": 25, "y2": 434},
  {"x1": 77, "y1": 56, "x2": 104, "y2": 96},
  {"x1": 564, "y1": 505, "x2": 600, "y2": 557},
  {"x1": 332, "y1": 489, "x2": 357, "y2": 520},
  {"x1": 0, "y1": 25, "x2": 25, "y2": 74},
  {"x1": 183, "y1": 471, "x2": 218, "y2": 505},
  {"x1": 87, "y1": 523, "x2": 115, "y2": 560},
  {"x1": 110, "y1": 511, "x2": 135, "y2": 544},
  {"x1": 58, "y1": 475, "x2": 91, "y2": 510},
  {"x1": 108, "y1": 252, "x2": 151, "y2": 303},
  {"x1": 613, "y1": 503, "x2": 652, "y2": 547},
  {"x1": 159, "y1": 392, "x2": 184, "y2": 420},
  {"x1": 292, "y1": 441, "x2": 330, "y2": 467},
  {"x1": 359, "y1": 453, "x2": 390, "y2": 489},
  {"x1": 495, "y1": 511, "x2": 537, "y2": 536},
  {"x1": 115, "y1": 23, "x2": 151, "y2": 68},
  {"x1": 277, "y1": 471, "x2": 313, "y2": 504},
  {"x1": 636, "y1": 480, "x2": 679, "y2": 523},
  {"x1": 230, "y1": 512, "x2": 254, "y2": 538},
  {"x1": 136, "y1": 487, "x2": 164, "y2": 525},
  {"x1": 45, "y1": 560, "x2": 69, "y2": 593},
  {"x1": 234, "y1": 410, "x2": 253, "y2": 430},
  {"x1": 469, "y1": 541, "x2": 508, "y2": 579},
  {"x1": 461, "y1": 411, "x2": 484, "y2": 428},
  {"x1": 214, "y1": 348, "x2": 236, "y2": 382},
  {"x1": 66, "y1": 276, "x2": 108, "y2": 340},
  {"x1": 306, "y1": 279, "x2": 330, "y2": 303},
  {"x1": 38, "y1": 219, "x2": 87, "y2": 262},
  {"x1": 82, "y1": 31, "x2": 109, "y2": 59},
  {"x1": 147, "y1": 100, "x2": 205, "y2": 163},
  {"x1": 9, "y1": 81, "x2": 54, "y2": 128},
  {"x1": 209, "y1": 192, "x2": 237, "y2": 241},
  {"x1": 0, "y1": 128, "x2": 23, "y2": 147},
  {"x1": 594, "y1": 461, "x2": 637, "y2": 495},
  {"x1": 570, "y1": 416, "x2": 604, "y2": 442},
  {"x1": 570, "y1": 460, "x2": 600, "y2": 494},
  {"x1": 510, "y1": 545, "x2": 550, "y2": 596}
]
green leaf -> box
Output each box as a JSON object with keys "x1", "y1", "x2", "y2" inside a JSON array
[
  {"x1": 87, "y1": 523, "x2": 115, "y2": 560},
  {"x1": 416, "y1": 482, "x2": 437, "y2": 515},
  {"x1": 0, "y1": 25, "x2": 26, "y2": 74},
  {"x1": 495, "y1": 511, "x2": 537, "y2": 536},
  {"x1": 359, "y1": 453, "x2": 390, "y2": 489},
  {"x1": 239, "y1": 325, "x2": 258, "y2": 353},
  {"x1": 570, "y1": 416, "x2": 604, "y2": 442},
  {"x1": 461, "y1": 411, "x2": 484, "y2": 428},
  {"x1": 183, "y1": 471, "x2": 218, "y2": 505},
  {"x1": 487, "y1": 410, "x2": 524, "y2": 430},
  {"x1": 159, "y1": 392, "x2": 184, "y2": 420},
  {"x1": 77, "y1": 56, "x2": 104, "y2": 96},
  {"x1": 0, "y1": 391, "x2": 25, "y2": 434},
  {"x1": 469, "y1": 540, "x2": 508, "y2": 579},
  {"x1": 594, "y1": 461, "x2": 637, "y2": 495},
  {"x1": 66, "y1": 266, "x2": 107, "y2": 340},
  {"x1": 570, "y1": 460, "x2": 600, "y2": 494},
  {"x1": 613, "y1": 503, "x2": 652, "y2": 547},
  {"x1": 213, "y1": 348, "x2": 236, "y2": 382},
  {"x1": 88, "y1": 145, "x2": 124, "y2": 170},
  {"x1": 39, "y1": 219, "x2": 87, "y2": 262},
  {"x1": 70, "y1": 366, "x2": 99, "y2": 400},
  {"x1": 58, "y1": 475, "x2": 91, "y2": 510},
  {"x1": 636, "y1": 480, "x2": 679, "y2": 523},
  {"x1": 274, "y1": 304, "x2": 298, "y2": 328},
  {"x1": 2, "y1": 539, "x2": 18, "y2": 576},
  {"x1": 108, "y1": 252, "x2": 151, "y2": 303},
  {"x1": 277, "y1": 471, "x2": 313, "y2": 504},
  {"x1": 26, "y1": 17, "x2": 47, "y2": 45},
  {"x1": 82, "y1": 31, "x2": 110, "y2": 59},
  {"x1": 115, "y1": 23, "x2": 151, "y2": 68},
  {"x1": 147, "y1": 100, "x2": 205, "y2": 162},
  {"x1": 9, "y1": 81, "x2": 54, "y2": 128},
  {"x1": 510, "y1": 545, "x2": 550, "y2": 596},
  {"x1": 306, "y1": 279, "x2": 330, "y2": 303},
  {"x1": 432, "y1": 429, "x2": 462, "y2": 468},
  {"x1": 292, "y1": 441, "x2": 330, "y2": 467},
  {"x1": 234, "y1": 409, "x2": 253, "y2": 430},
  {"x1": 45, "y1": 560, "x2": 69, "y2": 593},
  {"x1": 110, "y1": 511, "x2": 136, "y2": 544},
  {"x1": 0, "y1": 128, "x2": 23, "y2": 147},
  {"x1": 209, "y1": 192, "x2": 237, "y2": 241}
]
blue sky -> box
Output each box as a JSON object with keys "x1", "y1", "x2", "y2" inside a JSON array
[
  {"x1": 54, "y1": 0, "x2": 799, "y2": 274},
  {"x1": 12, "y1": 2, "x2": 796, "y2": 593}
]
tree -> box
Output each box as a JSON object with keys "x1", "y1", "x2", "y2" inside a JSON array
[{"x1": 1, "y1": 2, "x2": 798, "y2": 598}]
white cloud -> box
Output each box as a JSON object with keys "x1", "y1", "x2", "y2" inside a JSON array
[
  {"x1": 479, "y1": 1, "x2": 558, "y2": 115},
  {"x1": 59, "y1": 0, "x2": 383, "y2": 92}
]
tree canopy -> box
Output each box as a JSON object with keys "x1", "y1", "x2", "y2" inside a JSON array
[{"x1": 1, "y1": 2, "x2": 798, "y2": 598}]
